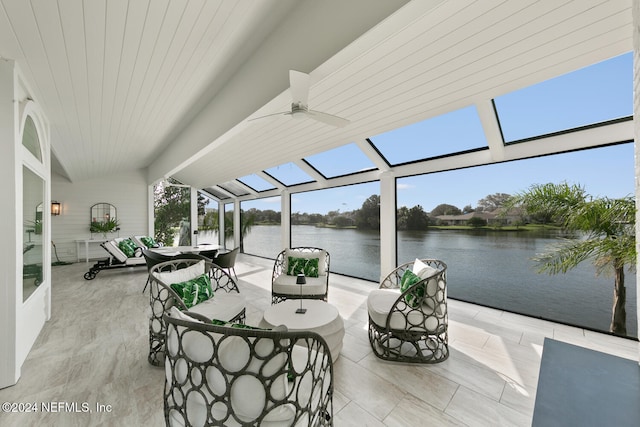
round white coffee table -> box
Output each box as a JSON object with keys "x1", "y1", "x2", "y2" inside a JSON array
[{"x1": 261, "y1": 300, "x2": 345, "y2": 360}]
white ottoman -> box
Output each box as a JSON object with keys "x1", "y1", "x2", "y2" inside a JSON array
[{"x1": 261, "y1": 300, "x2": 345, "y2": 360}]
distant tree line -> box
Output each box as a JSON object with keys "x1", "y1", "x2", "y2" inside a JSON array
[{"x1": 196, "y1": 192, "x2": 522, "y2": 232}]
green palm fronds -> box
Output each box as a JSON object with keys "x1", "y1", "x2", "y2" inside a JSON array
[{"x1": 509, "y1": 182, "x2": 636, "y2": 335}]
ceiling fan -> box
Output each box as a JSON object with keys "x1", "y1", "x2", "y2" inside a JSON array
[{"x1": 249, "y1": 70, "x2": 350, "y2": 128}]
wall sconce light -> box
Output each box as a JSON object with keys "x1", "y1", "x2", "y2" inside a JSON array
[{"x1": 51, "y1": 201, "x2": 61, "y2": 216}]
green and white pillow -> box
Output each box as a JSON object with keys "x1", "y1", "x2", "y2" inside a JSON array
[
  {"x1": 284, "y1": 249, "x2": 327, "y2": 275},
  {"x1": 210, "y1": 319, "x2": 263, "y2": 330},
  {"x1": 400, "y1": 269, "x2": 424, "y2": 308},
  {"x1": 118, "y1": 238, "x2": 138, "y2": 257},
  {"x1": 286, "y1": 256, "x2": 319, "y2": 277},
  {"x1": 140, "y1": 236, "x2": 158, "y2": 248},
  {"x1": 170, "y1": 274, "x2": 214, "y2": 308}
]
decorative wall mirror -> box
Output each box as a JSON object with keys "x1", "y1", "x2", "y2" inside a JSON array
[{"x1": 90, "y1": 203, "x2": 118, "y2": 236}]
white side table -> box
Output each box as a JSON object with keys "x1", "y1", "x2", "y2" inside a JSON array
[
  {"x1": 75, "y1": 239, "x2": 107, "y2": 262},
  {"x1": 261, "y1": 299, "x2": 345, "y2": 360}
]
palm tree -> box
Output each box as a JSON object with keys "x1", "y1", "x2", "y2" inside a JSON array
[
  {"x1": 198, "y1": 210, "x2": 256, "y2": 250},
  {"x1": 507, "y1": 182, "x2": 636, "y2": 335}
]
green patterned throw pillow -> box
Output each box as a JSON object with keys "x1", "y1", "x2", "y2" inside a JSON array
[
  {"x1": 211, "y1": 319, "x2": 265, "y2": 330},
  {"x1": 400, "y1": 269, "x2": 424, "y2": 308},
  {"x1": 140, "y1": 236, "x2": 157, "y2": 248},
  {"x1": 118, "y1": 238, "x2": 138, "y2": 257},
  {"x1": 286, "y1": 256, "x2": 319, "y2": 278},
  {"x1": 170, "y1": 274, "x2": 213, "y2": 308}
]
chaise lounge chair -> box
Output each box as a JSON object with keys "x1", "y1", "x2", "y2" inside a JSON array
[{"x1": 83, "y1": 237, "x2": 146, "y2": 280}]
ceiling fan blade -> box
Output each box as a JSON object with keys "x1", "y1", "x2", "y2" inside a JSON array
[
  {"x1": 306, "y1": 109, "x2": 350, "y2": 127},
  {"x1": 289, "y1": 70, "x2": 310, "y2": 106},
  {"x1": 247, "y1": 111, "x2": 289, "y2": 122}
]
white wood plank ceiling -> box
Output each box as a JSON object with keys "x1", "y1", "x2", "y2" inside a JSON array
[{"x1": 0, "y1": 0, "x2": 633, "y2": 192}]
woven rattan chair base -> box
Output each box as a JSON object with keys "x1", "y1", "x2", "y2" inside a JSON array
[
  {"x1": 367, "y1": 259, "x2": 449, "y2": 364},
  {"x1": 368, "y1": 316, "x2": 449, "y2": 363},
  {"x1": 164, "y1": 312, "x2": 334, "y2": 426}
]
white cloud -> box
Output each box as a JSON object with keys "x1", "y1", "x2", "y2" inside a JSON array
[{"x1": 397, "y1": 183, "x2": 415, "y2": 190}]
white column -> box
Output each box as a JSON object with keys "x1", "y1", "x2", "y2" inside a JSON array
[
  {"x1": 234, "y1": 199, "x2": 241, "y2": 250},
  {"x1": 281, "y1": 190, "x2": 291, "y2": 249},
  {"x1": 632, "y1": 0, "x2": 640, "y2": 364},
  {"x1": 190, "y1": 187, "x2": 198, "y2": 245},
  {"x1": 218, "y1": 201, "x2": 225, "y2": 247},
  {"x1": 379, "y1": 171, "x2": 397, "y2": 281},
  {"x1": 147, "y1": 184, "x2": 154, "y2": 237}
]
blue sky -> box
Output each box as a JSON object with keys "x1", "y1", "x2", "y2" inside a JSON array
[{"x1": 212, "y1": 52, "x2": 633, "y2": 215}]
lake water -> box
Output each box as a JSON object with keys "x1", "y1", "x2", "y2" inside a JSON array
[{"x1": 201, "y1": 224, "x2": 638, "y2": 337}]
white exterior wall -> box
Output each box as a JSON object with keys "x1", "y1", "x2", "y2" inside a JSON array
[
  {"x1": 1, "y1": 61, "x2": 52, "y2": 388},
  {"x1": 51, "y1": 170, "x2": 149, "y2": 263}
]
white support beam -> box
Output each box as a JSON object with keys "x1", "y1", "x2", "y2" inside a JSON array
[
  {"x1": 234, "y1": 180, "x2": 259, "y2": 196},
  {"x1": 256, "y1": 171, "x2": 285, "y2": 190},
  {"x1": 211, "y1": 185, "x2": 235, "y2": 199},
  {"x1": 294, "y1": 159, "x2": 327, "y2": 183},
  {"x1": 476, "y1": 99, "x2": 505, "y2": 162},
  {"x1": 355, "y1": 138, "x2": 391, "y2": 172}
]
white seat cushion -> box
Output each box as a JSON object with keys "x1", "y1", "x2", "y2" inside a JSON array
[
  {"x1": 131, "y1": 235, "x2": 148, "y2": 249},
  {"x1": 103, "y1": 240, "x2": 128, "y2": 263},
  {"x1": 124, "y1": 257, "x2": 146, "y2": 266},
  {"x1": 412, "y1": 258, "x2": 438, "y2": 279},
  {"x1": 272, "y1": 274, "x2": 326, "y2": 296},
  {"x1": 153, "y1": 260, "x2": 205, "y2": 284},
  {"x1": 367, "y1": 289, "x2": 439, "y2": 330},
  {"x1": 168, "y1": 306, "x2": 203, "y2": 324},
  {"x1": 188, "y1": 293, "x2": 246, "y2": 322}
]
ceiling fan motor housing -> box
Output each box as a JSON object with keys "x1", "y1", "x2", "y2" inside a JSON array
[{"x1": 291, "y1": 102, "x2": 309, "y2": 118}]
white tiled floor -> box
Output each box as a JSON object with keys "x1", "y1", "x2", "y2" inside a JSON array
[{"x1": 1, "y1": 254, "x2": 637, "y2": 426}]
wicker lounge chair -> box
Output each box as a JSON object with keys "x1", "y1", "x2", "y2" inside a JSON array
[
  {"x1": 148, "y1": 259, "x2": 246, "y2": 366},
  {"x1": 367, "y1": 258, "x2": 448, "y2": 363},
  {"x1": 164, "y1": 308, "x2": 334, "y2": 426},
  {"x1": 271, "y1": 247, "x2": 330, "y2": 303}
]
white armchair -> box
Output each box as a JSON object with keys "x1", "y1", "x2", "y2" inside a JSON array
[
  {"x1": 271, "y1": 247, "x2": 330, "y2": 303},
  {"x1": 164, "y1": 308, "x2": 334, "y2": 426},
  {"x1": 367, "y1": 258, "x2": 448, "y2": 363},
  {"x1": 148, "y1": 259, "x2": 246, "y2": 366}
]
